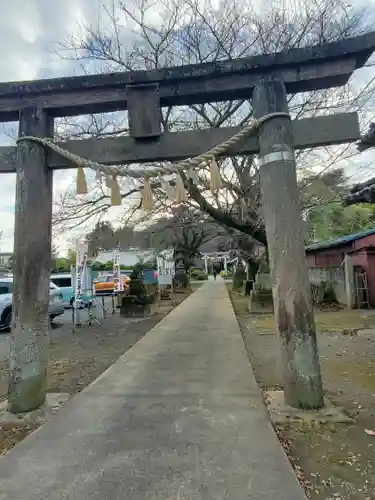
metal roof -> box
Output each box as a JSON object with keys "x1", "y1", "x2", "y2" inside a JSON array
[{"x1": 306, "y1": 227, "x2": 375, "y2": 252}]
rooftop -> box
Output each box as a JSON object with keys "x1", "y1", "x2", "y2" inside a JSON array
[{"x1": 306, "y1": 227, "x2": 375, "y2": 252}]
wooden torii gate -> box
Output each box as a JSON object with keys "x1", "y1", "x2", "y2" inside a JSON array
[{"x1": 1, "y1": 32, "x2": 375, "y2": 414}]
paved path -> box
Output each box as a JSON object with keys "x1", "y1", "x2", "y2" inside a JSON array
[{"x1": 0, "y1": 281, "x2": 306, "y2": 499}]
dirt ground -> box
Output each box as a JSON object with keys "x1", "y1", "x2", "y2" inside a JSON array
[
  {"x1": 230, "y1": 288, "x2": 375, "y2": 500},
  {"x1": 0, "y1": 287, "x2": 198, "y2": 456}
]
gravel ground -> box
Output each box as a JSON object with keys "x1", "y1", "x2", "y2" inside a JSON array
[
  {"x1": 230, "y1": 288, "x2": 375, "y2": 500},
  {"x1": 0, "y1": 288, "x2": 197, "y2": 456}
]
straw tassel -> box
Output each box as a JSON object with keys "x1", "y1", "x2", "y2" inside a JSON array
[
  {"x1": 76, "y1": 167, "x2": 88, "y2": 195},
  {"x1": 175, "y1": 173, "x2": 188, "y2": 203},
  {"x1": 141, "y1": 177, "x2": 154, "y2": 211},
  {"x1": 209, "y1": 158, "x2": 222, "y2": 191},
  {"x1": 110, "y1": 174, "x2": 122, "y2": 206}
]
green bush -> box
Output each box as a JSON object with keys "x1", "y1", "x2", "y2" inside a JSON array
[
  {"x1": 51, "y1": 266, "x2": 70, "y2": 273},
  {"x1": 190, "y1": 267, "x2": 203, "y2": 277},
  {"x1": 51, "y1": 260, "x2": 158, "y2": 274},
  {"x1": 174, "y1": 270, "x2": 190, "y2": 288}
]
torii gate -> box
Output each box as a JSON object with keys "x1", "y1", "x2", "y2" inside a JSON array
[
  {"x1": 201, "y1": 252, "x2": 230, "y2": 275},
  {"x1": 1, "y1": 32, "x2": 375, "y2": 414}
]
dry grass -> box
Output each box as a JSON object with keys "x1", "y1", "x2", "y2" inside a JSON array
[
  {"x1": 229, "y1": 286, "x2": 375, "y2": 500},
  {"x1": 249, "y1": 307, "x2": 372, "y2": 333}
]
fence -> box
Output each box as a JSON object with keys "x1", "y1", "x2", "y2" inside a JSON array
[
  {"x1": 251, "y1": 268, "x2": 348, "y2": 306},
  {"x1": 308, "y1": 266, "x2": 347, "y2": 305}
]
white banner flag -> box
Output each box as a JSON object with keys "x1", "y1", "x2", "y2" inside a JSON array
[
  {"x1": 113, "y1": 248, "x2": 124, "y2": 293},
  {"x1": 157, "y1": 250, "x2": 175, "y2": 285},
  {"x1": 75, "y1": 239, "x2": 88, "y2": 300}
]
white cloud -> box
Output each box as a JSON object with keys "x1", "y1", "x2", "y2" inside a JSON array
[{"x1": 0, "y1": 0, "x2": 111, "y2": 253}]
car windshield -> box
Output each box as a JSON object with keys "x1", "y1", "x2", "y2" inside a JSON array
[{"x1": 52, "y1": 277, "x2": 71, "y2": 288}]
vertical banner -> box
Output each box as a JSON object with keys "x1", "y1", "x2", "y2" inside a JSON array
[
  {"x1": 75, "y1": 239, "x2": 88, "y2": 302},
  {"x1": 157, "y1": 250, "x2": 175, "y2": 285},
  {"x1": 113, "y1": 248, "x2": 124, "y2": 293}
]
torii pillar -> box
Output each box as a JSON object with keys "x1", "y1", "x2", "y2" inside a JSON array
[{"x1": 253, "y1": 79, "x2": 324, "y2": 410}]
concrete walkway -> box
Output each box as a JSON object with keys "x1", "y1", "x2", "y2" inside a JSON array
[{"x1": 0, "y1": 281, "x2": 306, "y2": 499}]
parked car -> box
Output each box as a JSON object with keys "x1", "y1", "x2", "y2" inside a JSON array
[
  {"x1": 0, "y1": 277, "x2": 65, "y2": 332},
  {"x1": 50, "y1": 273, "x2": 96, "y2": 309},
  {"x1": 50, "y1": 273, "x2": 74, "y2": 308},
  {"x1": 93, "y1": 273, "x2": 130, "y2": 294}
]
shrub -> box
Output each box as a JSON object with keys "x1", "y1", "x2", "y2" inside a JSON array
[
  {"x1": 190, "y1": 267, "x2": 203, "y2": 277},
  {"x1": 173, "y1": 269, "x2": 190, "y2": 288}
]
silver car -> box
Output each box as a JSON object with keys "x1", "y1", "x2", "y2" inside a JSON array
[
  {"x1": 48, "y1": 282, "x2": 66, "y2": 319},
  {"x1": 0, "y1": 277, "x2": 65, "y2": 331}
]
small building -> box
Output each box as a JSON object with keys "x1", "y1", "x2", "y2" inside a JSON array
[
  {"x1": 95, "y1": 248, "x2": 157, "y2": 267},
  {"x1": 306, "y1": 228, "x2": 375, "y2": 308}
]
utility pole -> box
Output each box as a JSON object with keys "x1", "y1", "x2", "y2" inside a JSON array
[
  {"x1": 8, "y1": 107, "x2": 53, "y2": 413},
  {"x1": 253, "y1": 79, "x2": 324, "y2": 410}
]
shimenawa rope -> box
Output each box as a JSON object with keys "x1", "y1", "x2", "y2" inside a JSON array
[{"x1": 16, "y1": 111, "x2": 290, "y2": 206}]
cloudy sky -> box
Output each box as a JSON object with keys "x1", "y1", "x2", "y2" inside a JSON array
[
  {"x1": 1, "y1": 0, "x2": 375, "y2": 254},
  {"x1": 0, "y1": 0, "x2": 105, "y2": 253}
]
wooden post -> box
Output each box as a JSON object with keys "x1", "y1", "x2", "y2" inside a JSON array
[
  {"x1": 204, "y1": 255, "x2": 208, "y2": 275},
  {"x1": 253, "y1": 79, "x2": 324, "y2": 410},
  {"x1": 8, "y1": 107, "x2": 53, "y2": 413}
]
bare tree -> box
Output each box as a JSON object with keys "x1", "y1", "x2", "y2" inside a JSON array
[{"x1": 53, "y1": 0, "x2": 375, "y2": 253}]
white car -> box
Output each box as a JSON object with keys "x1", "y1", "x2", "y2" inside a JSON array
[{"x1": 0, "y1": 277, "x2": 65, "y2": 332}]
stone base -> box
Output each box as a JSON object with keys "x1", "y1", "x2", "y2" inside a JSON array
[
  {"x1": 248, "y1": 290, "x2": 274, "y2": 314},
  {"x1": 242, "y1": 280, "x2": 253, "y2": 296},
  {"x1": 265, "y1": 390, "x2": 353, "y2": 424},
  {"x1": 0, "y1": 393, "x2": 70, "y2": 425},
  {"x1": 120, "y1": 300, "x2": 155, "y2": 317},
  {"x1": 120, "y1": 304, "x2": 155, "y2": 317}
]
